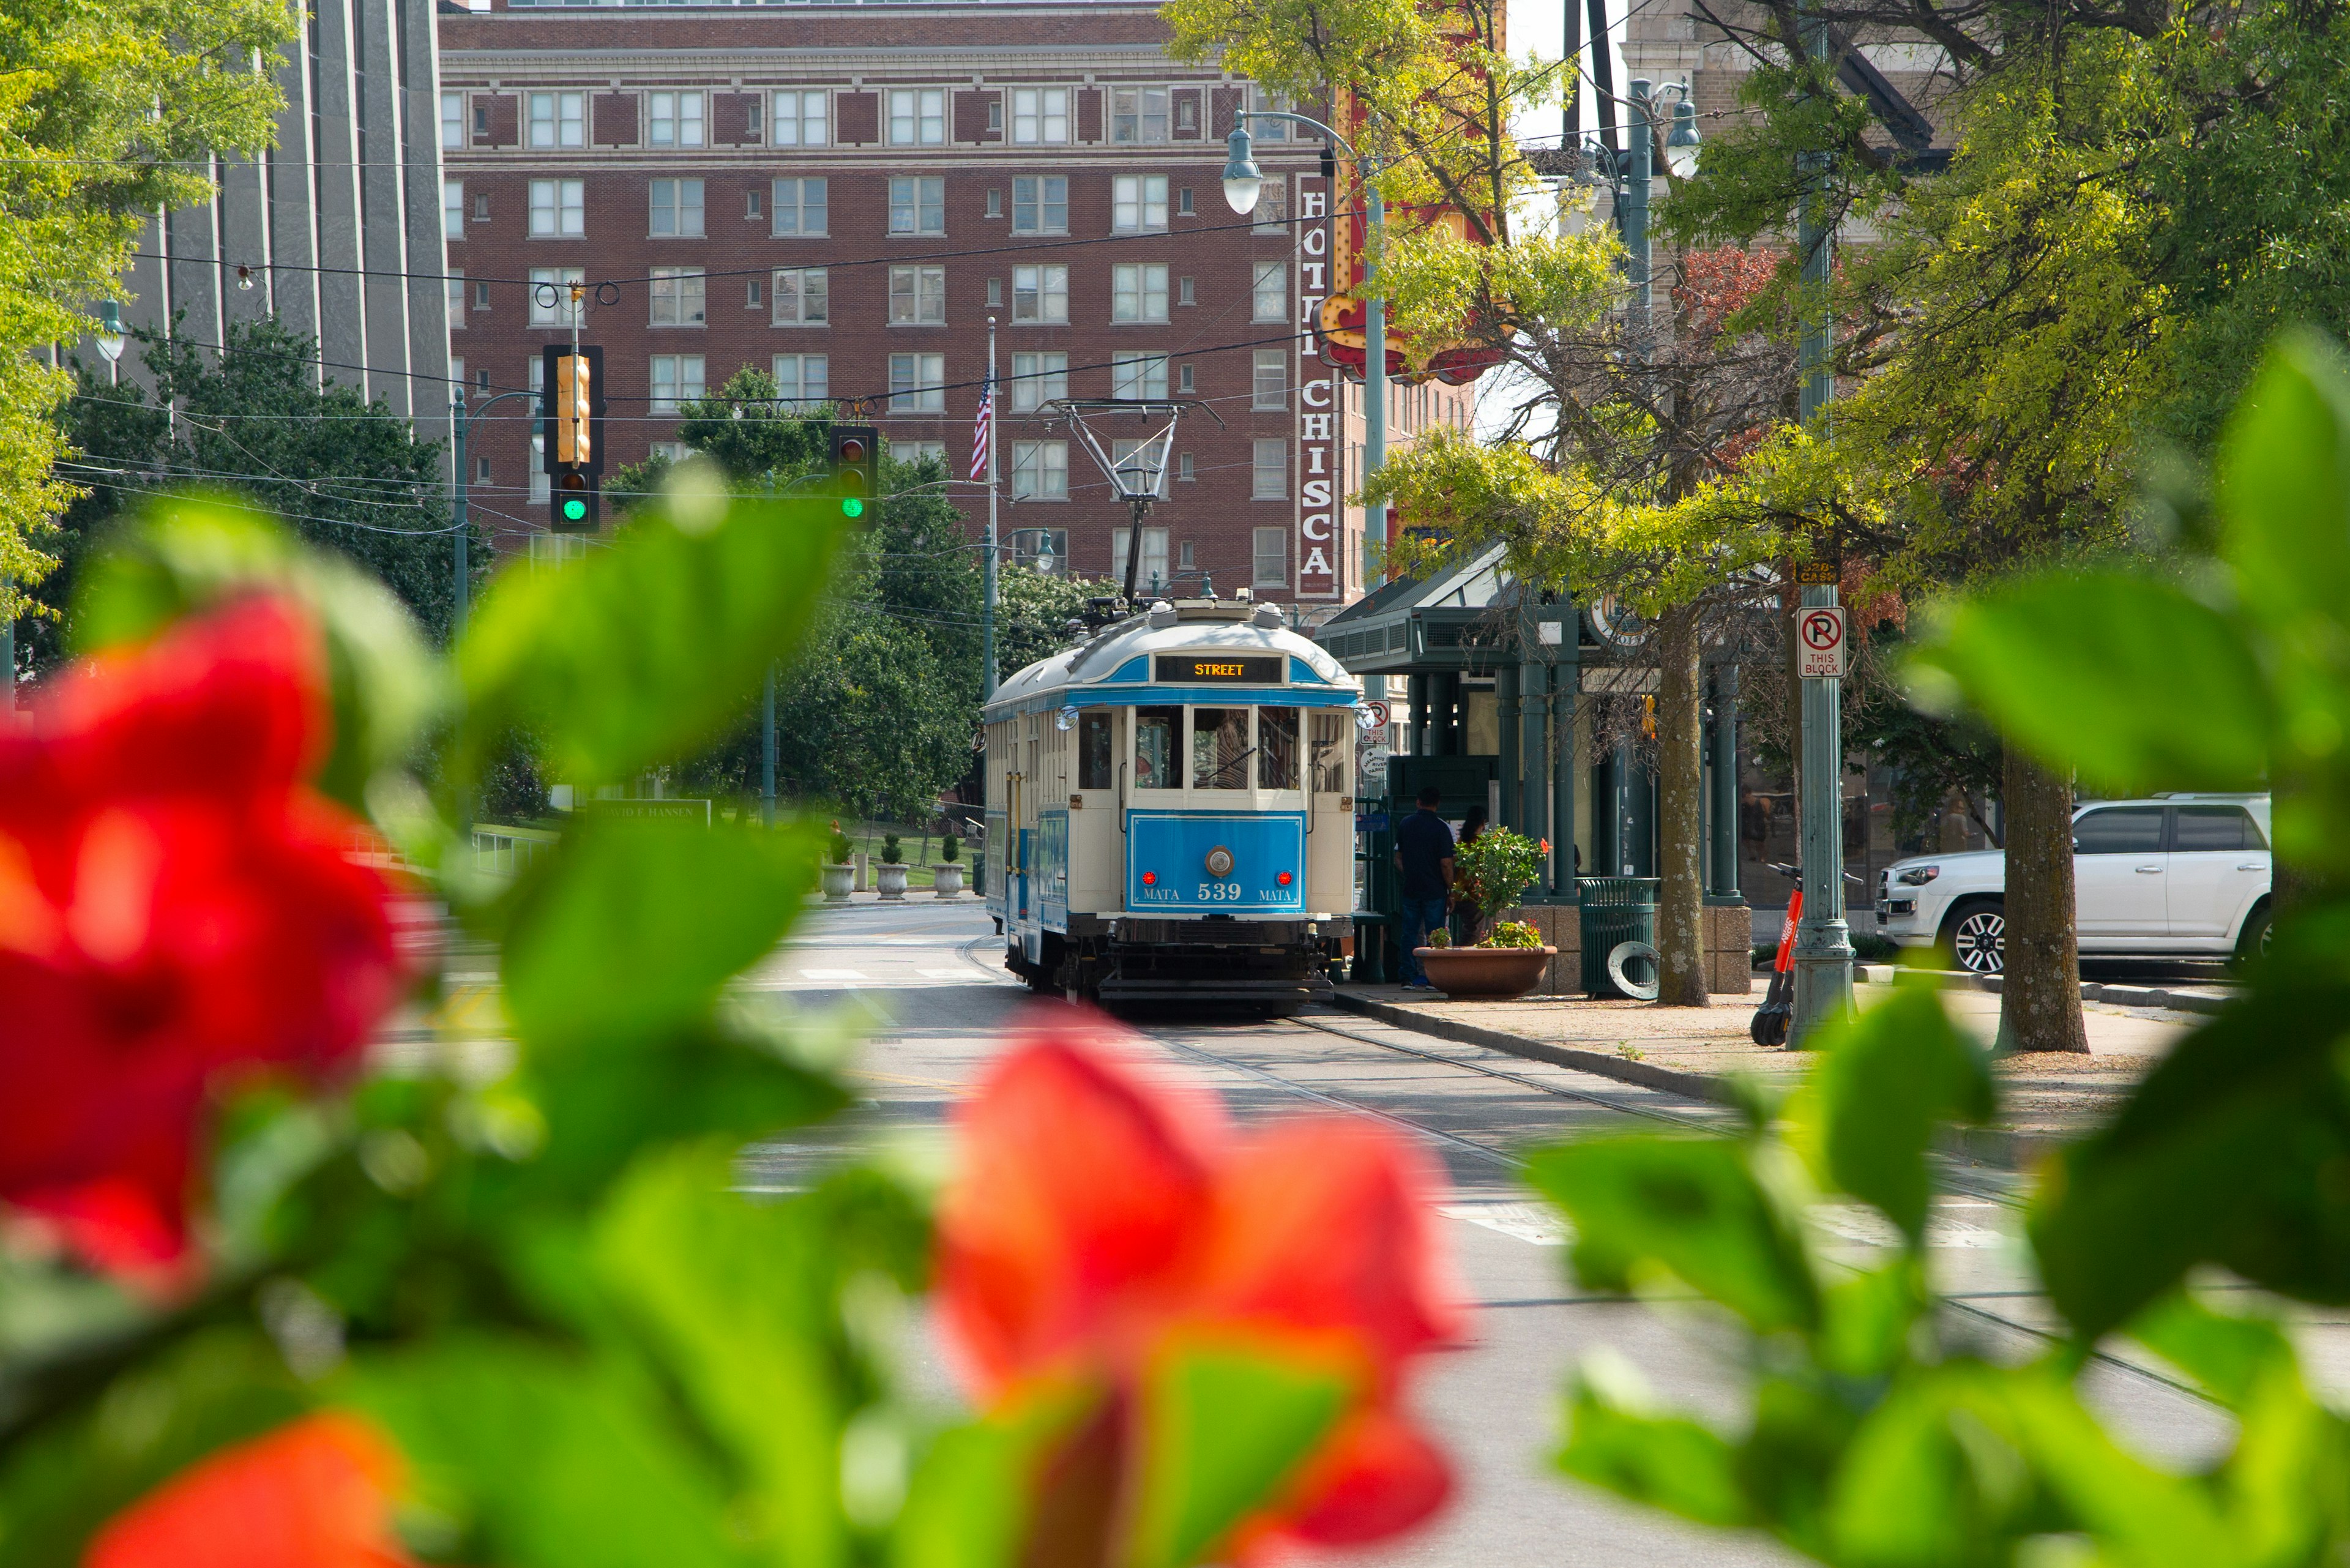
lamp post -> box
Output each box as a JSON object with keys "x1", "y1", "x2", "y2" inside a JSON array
[{"x1": 1223, "y1": 112, "x2": 1387, "y2": 577}]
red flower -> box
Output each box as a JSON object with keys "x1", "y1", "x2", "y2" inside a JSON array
[
  {"x1": 84, "y1": 1413, "x2": 417, "y2": 1568},
  {"x1": 939, "y1": 1016, "x2": 1462, "y2": 1564},
  {"x1": 0, "y1": 596, "x2": 408, "y2": 1274}
]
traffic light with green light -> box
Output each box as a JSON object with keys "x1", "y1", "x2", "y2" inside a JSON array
[
  {"x1": 540, "y1": 345, "x2": 606, "y2": 532},
  {"x1": 829, "y1": 424, "x2": 878, "y2": 519}
]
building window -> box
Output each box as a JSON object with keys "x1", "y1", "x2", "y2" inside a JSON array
[
  {"x1": 746, "y1": 188, "x2": 764, "y2": 220},
  {"x1": 745, "y1": 99, "x2": 763, "y2": 140},
  {"x1": 442, "y1": 179, "x2": 464, "y2": 242},
  {"x1": 988, "y1": 97, "x2": 1005, "y2": 133},
  {"x1": 1011, "y1": 265, "x2": 1067, "y2": 324},
  {"x1": 477, "y1": 367, "x2": 491, "y2": 393},
  {"x1": 473, "y1": 193, "x2": 488, "y2": 222},
  {"x1": 474, "y1": 280, "x2": 491, "y2": 310},
  {"x1": 987, "y1": 277, "x2": 1003, "y2": 307},
  {"x1": 888, "y1": 88, "x2": 946, "y2": 146},
  {"x1": 772, "y1": 267, "x2": 829, "y2": 324},
  {"x1": 651, "y1": 354, "x2": 706, "y2": 414},
  {"x1": 1012, "y1": 86, "x2": 1070, "y2": 144},
  {"x1": 772, "y1": 353, "x2": 829, "y2": 408},
  {"x1": 1179, "y1": 95, "x2": 1199, "y2": 132},
  {"x1": 747, "y1": 276, "x2": 763, "y2": 308},
  {"x1": 1010, "y1": 351, "x2": 1068, "y2": 411},
  {"x1": 888, "y1": 353, "x2": 946, "y2": 413},
  {"x1": 1012, "y1": 176, "x2": 1067, "y2": 235},
  {"x1": 1010, "y1": 441, "x2": 1069, "y2": 501},
  {"x1": 986, "y1": 187, "x2": 1003, "y2": 218},
  {"x1": 649, "y1": 178, "x2": 705, "y2": 237},
  {"x1": 1011, "y1": 527, "x2": 1069, "y2": 570},
  {"x1": 441, "y1": 92, "x2": 464, "y2": 152},
  {"x1": 889, "y1": 264, "x2": 946, "y2": 324},
  {"x1": 1177, "y1": 451, "x2": 1196, "y2": 482},
  {"x1": 1112, "y1": 175, "x2": 1168, "y2": 233},
  {"x1": 1180, "y1": 540, "x2": 1196, "y2": 572},
  {"x1": 1252, "y1": 349, "x2": 1286, "y2": 409},
  {"x1": 1112, "y1": 354, "x2": 1169, "y2": 400},
  {"x1": 773, "y1": 89, "x2": 828, "y2": 147},
  {"x1": 1177, "y1": 276, "x2": 1196, "y2": 307},
  {"x1": 889, "y1": 176, "x2": 945, "y2": 235},
  {"x1": 527, "y1": 91, "x2": 584, "y2": 150},
  {"x1": 529, "y1": 267, "x2": 585, "y2": 326},
  {"x1": 447, "y1": 271, "x2": 465, "y2": 327},
  {"x1": 1112, "y1": 263, "x2": 1168, "y2": 323},
  {"x1": 897, "y1": 439, "x2": 948, "y2": 466},
  {"x1": 772, "y1": 177, "x2": 827, "y2": 237},
  {"x1": 529, "y1": 179, "x2": 584, "y2": 238},
  {"x1": 450, "y1": 354, "x2": 464, "y2": 390},
  {"x1": 473, "y1": 100, "x2": 489, "y2": 137},
  {"x1": 1250, "y1": 88, "x2": 1292, "y2": 138},
  {"x1": 1253, "y1": 439, "x2": 1288, "y2": 499},
  {"x1": 529, "y1": 533, "x2": 586, "y2": 570},
  {"x1": 1111, "y1": 86, "x2": 1169, "y2": 144},
  {"x1": 1177, "y1": 187, "x2": 1195, "y2": 217},
  {"x1": 1177, "y1": 363, "x2": 1195, "y2": 394},
  {"x1": 647, "y1": 91, "x2": 704, "y2": 148},
  {"x1": 1253, "y1": 529, "x2": 1288, "y2": 588},
  {"x1": 1111, "y1": 528, "x2": 1170, "y2": 591},
  {"x1": 1110, "y1": 439, "x2": 1162, "y2": 495},
  {"x1": 650, "y1": 267, "x2": 706, "y2": 326},
  {"x1": 477, "y1": 455, "x2": 492, "y2": 482},
  {"x1": 1253, "y1": 181, "x2": 1288, "y2": 233},
  {"x1": 530, "y1": 432, "x2": 550, "y2": 504},
  {"x1": 1252, "y1": 261, "x2": 1285, "y2": 323}
]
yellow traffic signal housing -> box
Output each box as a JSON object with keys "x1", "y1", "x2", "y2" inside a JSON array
[{"x1": 555, "y1": 353, "x2": 592, "y2": 465}]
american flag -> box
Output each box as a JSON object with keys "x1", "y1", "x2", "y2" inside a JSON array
[{"x1": 970, "y1": 375, "x2": 993, "y2": 482}]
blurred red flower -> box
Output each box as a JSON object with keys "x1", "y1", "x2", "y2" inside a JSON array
[
  {"x1": 0, "y1": 596, "x2": 408, "y2": 1274},
  {"x1": 939, "y1": 1017, "x2": 1463, "y2": 1564},
  {"x1": 84, "y1": 1413, "x2": 417, "y2": 1568}
]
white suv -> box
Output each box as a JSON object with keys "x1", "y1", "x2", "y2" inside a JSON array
[{"x1": 1874, "y1": 794, "x2": 2272, "y2": 974}]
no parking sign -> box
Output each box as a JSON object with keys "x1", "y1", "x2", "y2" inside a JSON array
[{"x1": 1797, "y1": 605, "x2": 1847, "y2": 678}]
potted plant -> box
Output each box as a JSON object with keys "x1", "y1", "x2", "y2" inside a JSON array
[
  {"x1": 933, "y1": 834, "x2": 965, "y2": 898},
  {"x1": 1414, "y1": 828, "x2": 1555, "y2": 999},
  {"x1": 876, "y1": 833, "x2": 909, "y2": 900},
  {"x1": 821, "y1": 824, "x2": 854, "y2": 902}
]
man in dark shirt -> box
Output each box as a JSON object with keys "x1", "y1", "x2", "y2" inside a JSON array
[{"x1": 1392, "y1": 785, "x2": 1456, "y2": 990}]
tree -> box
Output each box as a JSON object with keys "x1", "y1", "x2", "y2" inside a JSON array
[
  {"x1": 35, "y1": 319, "x2": 477, "y2": 662},
  {"x1": 1, "y1": 0, "x2": 293, "y2": 640},
  {"x1": 995, "y1": 563, "x2": 1100, "y2": 681}
]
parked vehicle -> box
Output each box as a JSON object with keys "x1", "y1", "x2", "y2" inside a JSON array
[{"x1": 1874, "y1": 794, "x2": 2272, "y2": 974}]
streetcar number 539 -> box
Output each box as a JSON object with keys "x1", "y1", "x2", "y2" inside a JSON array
[{"x1": 1196, "y1": 881, "x2": 1242, "y2": 902}]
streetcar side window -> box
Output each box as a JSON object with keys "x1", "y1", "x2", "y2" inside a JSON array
[
  {"x1": 1258, "y1": 707, "x2": 1300, "y2": 790},
  {"x1": 1193, "y1": 707, "x2": 1250, "y2": 789},
  {"x1": 1079, "y1": 711, "x2": 1114, "y2": 790},
  {"x1": 1311, "y1": 709, "x2": 1349, "y2": 793},
  {"x1": 1135, "y1": 706, "x2": 1183, "y2": 789}
]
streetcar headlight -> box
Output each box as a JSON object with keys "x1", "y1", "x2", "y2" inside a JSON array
[{"x1": 1056, "y1": 705, "x2": 1078, "y2": 732}]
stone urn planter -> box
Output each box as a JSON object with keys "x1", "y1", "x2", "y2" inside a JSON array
[
  {"x1": 820, "y1": 863, "x2": 854, "y2": 902},
  {"x1": 876, "y1": 862, "x2": 910, "y2": 900},
  {"x1": 932, "y1": 862, "x2": 965, "y2": 898},
  {"x1": 1414, "y1": 946, "x2": 1555, "y2": 1000}
]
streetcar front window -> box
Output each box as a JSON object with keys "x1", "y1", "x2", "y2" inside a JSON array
[
  {"x1": 1258, "y1": 707, "x2": 1300, "y2": 790},
  {"x1": 1078, "y1": 711, "x2": 1114, "y2": 790},
  {"x1": 1135, "y1": 706, "x2": 1182, "y2": 789},
  {"x1": 1193, "y1": 707, "x2": 1250, "y2": 789}
]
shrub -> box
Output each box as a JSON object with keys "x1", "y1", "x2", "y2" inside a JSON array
[
  {"x1": 882, "y1": 834, "x2": 903, "y2": 865},
  {"x1": 1451, "y1": 827, "x2": 1550, "y2": 939},
  {"x1": 941, "y1": 833, "x2": 961, "y2": 862},
  {"x1": 1426, "y1": 927, "x2": 1452, "y2": 949},
  {"x1": 827, "y1": 829, "x2": 853, "y2": 864},
  {"x1": 1484, "y1": 919, "x2": 1543, "y2": 950}
]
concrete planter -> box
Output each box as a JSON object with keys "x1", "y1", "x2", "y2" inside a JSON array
[
  {"x1": 876, "y1": 862, "x2": 910, "y2": 900},
  {"x1": 932, "y1": 863, "x2": 965, "y2": 898},
  {"x1": 820, "y1": 864, "x2": 854, "y2": 902},
  {"x1": 1416, "y1": 946, "x2": 1556, "y2": 1001}
]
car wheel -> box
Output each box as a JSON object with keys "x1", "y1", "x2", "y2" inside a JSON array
[
  {"x1": 1943, "y1": 900, "x2": 2006, "y2": 975},
  {"x1": 2237, "y1": 902, "x2": 2272, "y2": 963}
]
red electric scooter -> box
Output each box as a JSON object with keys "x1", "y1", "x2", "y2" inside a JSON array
[{"x1": 1750, "y1": 862, "x2": 1867, "y2": 1047}]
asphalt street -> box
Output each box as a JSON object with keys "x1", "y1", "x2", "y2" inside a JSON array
[{"x1": 742, "y1": 899, "x2": 2250, "y2": 1567}]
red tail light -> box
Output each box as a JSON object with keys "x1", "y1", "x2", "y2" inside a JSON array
[
  {"x1": 1278, "y1": 872, "x2": 1293, "y2": 886},
  {"x1": 1142, "y1": 872, "x2": 1156, "y2": 886}
]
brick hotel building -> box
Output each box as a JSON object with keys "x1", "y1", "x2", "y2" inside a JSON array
[{"x1": 436, "y1": 0, "x2": 1473, "y2": 608}]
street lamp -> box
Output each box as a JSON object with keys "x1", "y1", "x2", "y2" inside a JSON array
[
  {"x1": 1666, "y1": 101, "x2": 1703, "y2": 179},
  {"x1": 94, "y1": 300, "x2": 124, "y2": 385},
  {"x1": 1224, "y1": 111, "x2": 1390, "y2": 582}
]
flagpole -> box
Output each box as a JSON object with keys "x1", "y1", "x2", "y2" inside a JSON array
[{"x1": 983, "y1": 316, "x2": 999, "y2": 701}]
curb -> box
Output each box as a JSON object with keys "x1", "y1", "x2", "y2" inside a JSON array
[
  {"x1": 1327, "y1": 989, "x2": 2087, "y2": 1172},
  {"x1": 1848, "y1": 966, "x2": 2234, "y2": 1018}
]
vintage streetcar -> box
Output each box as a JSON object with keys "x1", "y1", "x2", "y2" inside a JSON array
[{"x1": 982, "y1": 595, "x2": 1364, "y2": 1012}]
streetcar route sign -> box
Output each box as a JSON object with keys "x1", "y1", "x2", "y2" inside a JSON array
[{"x1": 1797, "y1": 605, "x2": 1847, "y2": 678}]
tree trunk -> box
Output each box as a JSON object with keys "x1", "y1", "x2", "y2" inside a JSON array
[
  {"x1": 1654, "y1": 605, "x2": 1710, "y2": 1006},
  {"x1": 1996, "y1": 750, "x2": 2089, "y2": 1053}
]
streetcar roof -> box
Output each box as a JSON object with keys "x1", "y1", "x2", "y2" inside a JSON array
[{"x1": 983, "y1": 603, "x2": 1358, "y2": 720}]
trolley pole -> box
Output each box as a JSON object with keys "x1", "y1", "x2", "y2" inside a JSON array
[{"x1": 983, "y1": 317, "x2": 999, "y2": 701}]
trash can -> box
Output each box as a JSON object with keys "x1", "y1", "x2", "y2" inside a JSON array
[{"x1": 1578, "y1": 877, "x2": 1660, "y2": 998}]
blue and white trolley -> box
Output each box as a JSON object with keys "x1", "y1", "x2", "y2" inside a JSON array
[{"x1": 983, "y1": 597, "x2": 1363, "y2": 1010}]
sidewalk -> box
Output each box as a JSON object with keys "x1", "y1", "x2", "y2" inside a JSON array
[{"x1": 1329, "y1": 976, "x2": 2205, "y2": 1167}]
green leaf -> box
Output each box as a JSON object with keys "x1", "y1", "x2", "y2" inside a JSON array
[
  {"x1": 458, "y1": 488, "x2": 849, "y2": 787},
  {"x1": 499, "y1": 816, "x2": 824, "y2": 1053},
  {"x1": 1559, "y1": 1363, "x2": 1751, "y2": 1529},
  {"x1": 1524, "y1": 1137, "x2": 1819, "y2": 1334},
  {"x1": 1123, "y1": 1335, "x2": 1353, "y2": 1568},
  {"x1": 1909, "y1": 570, "x2": 2271, "y2": 793},
  {"x1": 1791, "y1": 981, "x2": 1993, "y2": 1242},
  {"x1": 2216, "y1": 330, "x2": 2350, "y2": 639},
  {"x1": 2127, "y1": 1293, "x2": 2297, "y2": 1410},
  {"x1": 337, "y1": 1337, "x2": 752, "y2": 1568},
  {"x1": 2029, "y1": 967, "x2": 2350, "y2": 1342},
  {"x1": 893, "y1": 1392, "x2": 1094, "y2": 1568},
  {"x1": 1819, "y1": 1258, "x2": 1930, "y2": 1381},
  {"x1": 1824, "y1": 1365, "x2": 2036, "y2": 1568},
  {"x1": 70, "y1": 494, "x2": 442, "y2": 810}
]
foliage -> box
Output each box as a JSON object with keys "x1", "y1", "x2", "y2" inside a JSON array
[
  {"x1": 994, "y1": 564, "x2": 1099, "y2": 682},
  {"x1": 881, "y1": 835, "x2": 902, "y2": 865},
  {"x1": 827, "y1": 827, "x2": 853, "y2": 865},
  {"x1": 1450, "y1": 828, "x2": 1549, "y2": 939},
  {"x1": 941, "y1": 835, "x2": 960, "y2": 863},
  {"x1": 1483, "y1": 920, "x2": 1542, "y2": 950},
  {"x1": 37, "y1": 320, "x2": 479, "y2": 660},
  {"x1": 0, "y1": 0, "x2": 292, "y2": 629}
]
